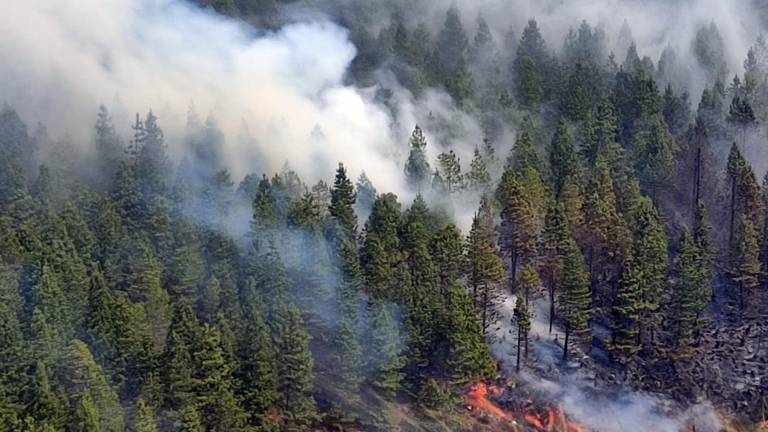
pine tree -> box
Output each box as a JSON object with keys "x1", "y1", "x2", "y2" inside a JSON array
[
  {"x1": 632, "y1": 198, "x2": 669, "y2": 348},
  {"x1": 163, "y1": 301, "x2": 197, "y2": 410},
  {"x1": 437, "y1": 150, "x2": 462, "y2": 192},
  {"x1": 559, "y1": 239, "x2": 591, "y2": 362},
  {"x1": 498, "y1": 175, "x2": 538, "y2": 287},
  {"x1": 22, "y1": 361, "x2": 64, "y2": 430},
  {"x1": 328, "y1": 317, "x2": 363, "y2": 415},
  {"x1": 517, "y1": 265, "x2": 541, "y2": 306},
  {"x1": 365, "y1": 301, "x2": 405, "y2": 399},
  {"x1": 237, "y1": 310, "x2": 277, "y2": 429},
  {"x1": 59, "y1": 340, "x2": 124, "y2": 432},
  {"x1": 509, "y1": 130, "x2": 542, "y2": 174},
  {"x1": 550, "y1": 120, "x2": 579, "y2": 196},
  {"x1": 514, "y1": 20, "x2": 550, "y2": 108},
  {"x1": 69, "y1": 393, "x2": 101, "y2": 432},
  {"x1": 429, "y1": 224, "x2": 466, "y2": 296},
  {"x1": 404, "y1": 126, "x2": 431, "y2": 190},
  {"x1": 354, "y1": 171, "x2": 376, "y2": 222},
  {"x1": 731, "y1": 215, "x2": 761, "y2": 312},
  {"x1": 466, "y1": 146, "x2": 490, "y2": 191},
  {"x1": 728, "y1": 95, "x2": 757, "y2": 147},
  {"x1": 541, "y1": 203, "x2": 570, "y2": 333},
  {"x1": 512, "y1": 295, "x2": 531, "y2": 373},
  {"x1": 611, "y1": 253, "x2": 642, "y2": 360},
  {"x1": 727, "y1": 142, "x2": 745, "y2": 244},
  {"x1": 400, "y1": 196, "x2": 441, "y2": 381},
  {"x1": 191, "y1": 324, "x2": 246, "y2": 432},
  {"x1": 273, "y1": 304, "x2": 316, "y2": 429},
  {"x1": 670, "y1": 230, "x2": 711, "y2": 353},
  {"x1": 133, "y1": 399, "x2": 158, "y2": 432},
  {"x1": 177, "y1": 403, "x2": 203, "y2": 432},
  {"x1": 329, "y1": 163, "x2": 357, "y2": 241},
  {"x1": 361, "y1": 193, "x2": 402, "y2": 301},
  {"x1": 446, "y1": 285, "x2": 495, "y2": 385},
  {"x1": 466, "y1": 196, "x2": 506, "y2": 334},
  {"x1": 581, "y1": 155, "x2": 628, "y2": 315},
  {"x1": 94, "y1": 105, "x2": 123, "y2": 190}
]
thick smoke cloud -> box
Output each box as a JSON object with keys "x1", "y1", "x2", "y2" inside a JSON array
[{"x1": 0, "y1": 0, "x2": 411, "y2": 194}]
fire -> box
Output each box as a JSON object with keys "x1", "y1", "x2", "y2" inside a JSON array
[
  {"x1": 466, "y1": 383, "x2": 513, "y2": 421},
  {"x1": 465, "y1": 383, "x2": 590, "y2": 432}
]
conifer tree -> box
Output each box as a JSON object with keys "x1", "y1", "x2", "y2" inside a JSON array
[
  {"x1": 163, "y1": 301, "x2": 198, "y2": 411},
  {"x1": 731, "y1": 215, "x2": 761, "y2": 312},
  {"x1": 466, "y1": 146, "x2": 491, "y2": 191},
  {"x1": 509, "y1": 130, "x2": 542, "y2": 174},
  {"x1": 466, "y1": 196, "x2": 506, "y2": 334},
  {"x1": 59, "y1": 340, "x2": 124, "y2": 432},
  {"x1": 559, "y1": 238, "x2": 590, "y2": 362},
  {"x1": 361, "y1": 193, "x2": 402, "y2": 301},
  {"x1": 22, "y1": 361, "x2": 64, "y2": 431},
  {"x1": 517, "y1": 265, "x2": 541, "y2": 306},
  {"x1": 133, "y1": 399, "x2": 158, "y2": 432},
  {"x1": 273, "y1": 304, "x2": 316, "y2": 429},
  {"x1": 404, "y1": 126, "x2": 431, "y2": 190},
  {"x1": 354, "y1": 171, "x2": 376, "y2": 222},
  {"x1": 429, "y1": 224, "x2": 466, "y2": 296},
  {"x1": 191, "y1": 324, "x2": 246, "y2": 432},
  {"x1": 94, "y1": 105, "x2": 123, "y2": 190},
  {"x1": 329, "y1": 163, "x2": 357, "y2": 241},
  {"x1": 177, "y1": 404, "x2": 203, "y2": 432},
  {"x1": 670, "y1": 230, "x2": 711, "y2": 353},
  {"x1": 514, "y1": 20, "x2": 550, "y2": 108},
  {"x1": 446, "y1": 284, "x2": 495, "y2": 385},
  {"x1": 541, "y1": 203, "x2": 570, "y2": 333},
  {"x1": 498, "y1": 175, "x2": 537, "y2": 286},
  {"x1": 512, "y1": 295, "x2": 531, "y2": 372},
  {"x1": 70, "y1": 393, "x2": 101, "y2": 432},
  {"x1": 237, "y1": 309, "x2": 277, "y2": 429},
  {"x1": 437, "y1": 150, "x2": 462, "y2": 192},
  {"x1": 633, "y1": 198, "x2": 669, "y2": 346},
  {"x1": 550, "y1": 121, "x2": 579, "y2": 196},
  {"x1": 365, "y1": 301, "x2": 405, "y2": 400}
]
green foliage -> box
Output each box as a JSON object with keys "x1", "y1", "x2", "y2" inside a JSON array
[
  {"x1": 365, "y1": 301, "x2": 405, "y2": 399},
  {"x1": 59, "y1": 340, "x2": 124, "y2": 432},
  {"x1": 512, "y1": 295, "x2": 531, "y2": 372},
  {"x1": 446, "y1": 285, "x2": 495, "y2": 385},
  {"x1": 466, "y1": 196, "x2": 506, "y2": 334},
  {"x1": 559, "y1": 238, "x2": 591, "y2": 361},
  {"x1": 133, "y1": 399, "x2": 158, "y2": 432},
  {"x1": 404, "y1": 126, "x2": 431, "y2": 190},
  {"x1": 731, "y1": 215, "x2": 761, "y2": 311},
  {"x1": 191, "y1": 324, "x2": 246, "y2": 432},
  {"x1": 273, "y1": 304, "x2": 316, "y2": 429}
]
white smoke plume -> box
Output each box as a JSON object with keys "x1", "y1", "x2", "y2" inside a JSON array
[{"x1": 0, "y1": 0, "x2": 414, "y2": 194}]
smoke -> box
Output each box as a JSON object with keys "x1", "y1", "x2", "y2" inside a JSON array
[
  {"x1": 491, "y1": 294, "x2": 723, "y2": 432},
  {"x1": 0, "y1": 0, "x2": 411, "y2": 194}
]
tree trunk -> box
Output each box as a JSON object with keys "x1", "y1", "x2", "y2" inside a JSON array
[
  {"x1": 730, "y1": 177, "x2": 737, "y2": 245},
  {"x1": 563, "y1": 326, "x2": 570, "y2": 362},
  {"x1": 516, "y1": 324, "x2": 522, "y2": 373},
  {"x1": 482, "y1": 287, "x2": 488, "y2": 334},
  {"x1": 549, "y1": 294, "x2": 555, "y2": 334}
]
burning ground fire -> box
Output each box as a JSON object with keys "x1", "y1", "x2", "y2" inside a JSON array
[{"x1": 466, "y1": 383, "x2": 589, "y2": 432}]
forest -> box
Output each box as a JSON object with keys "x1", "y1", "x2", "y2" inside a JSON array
[{"x1": 3, "y1": 0, "x2": 768, "y2": 431}]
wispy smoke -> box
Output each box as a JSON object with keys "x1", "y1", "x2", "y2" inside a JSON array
[{"x1": 491, "y1": 295, "x2": 723, "y2": 432}]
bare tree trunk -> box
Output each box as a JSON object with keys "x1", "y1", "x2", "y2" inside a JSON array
[
  {"x1": 516, "y1": 324, "x2": 522, "y2": 373},
  {"x1": 563, "y1": 326, "x2": 570, "y2": 362}
]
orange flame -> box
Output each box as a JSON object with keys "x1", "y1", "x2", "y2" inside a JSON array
[
  {"x1": 465, "y1": 383, "x2": 591, "y2": 432},
  {"x1": 466, "y1": 383, "x2": 512, "y2": 421}
]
